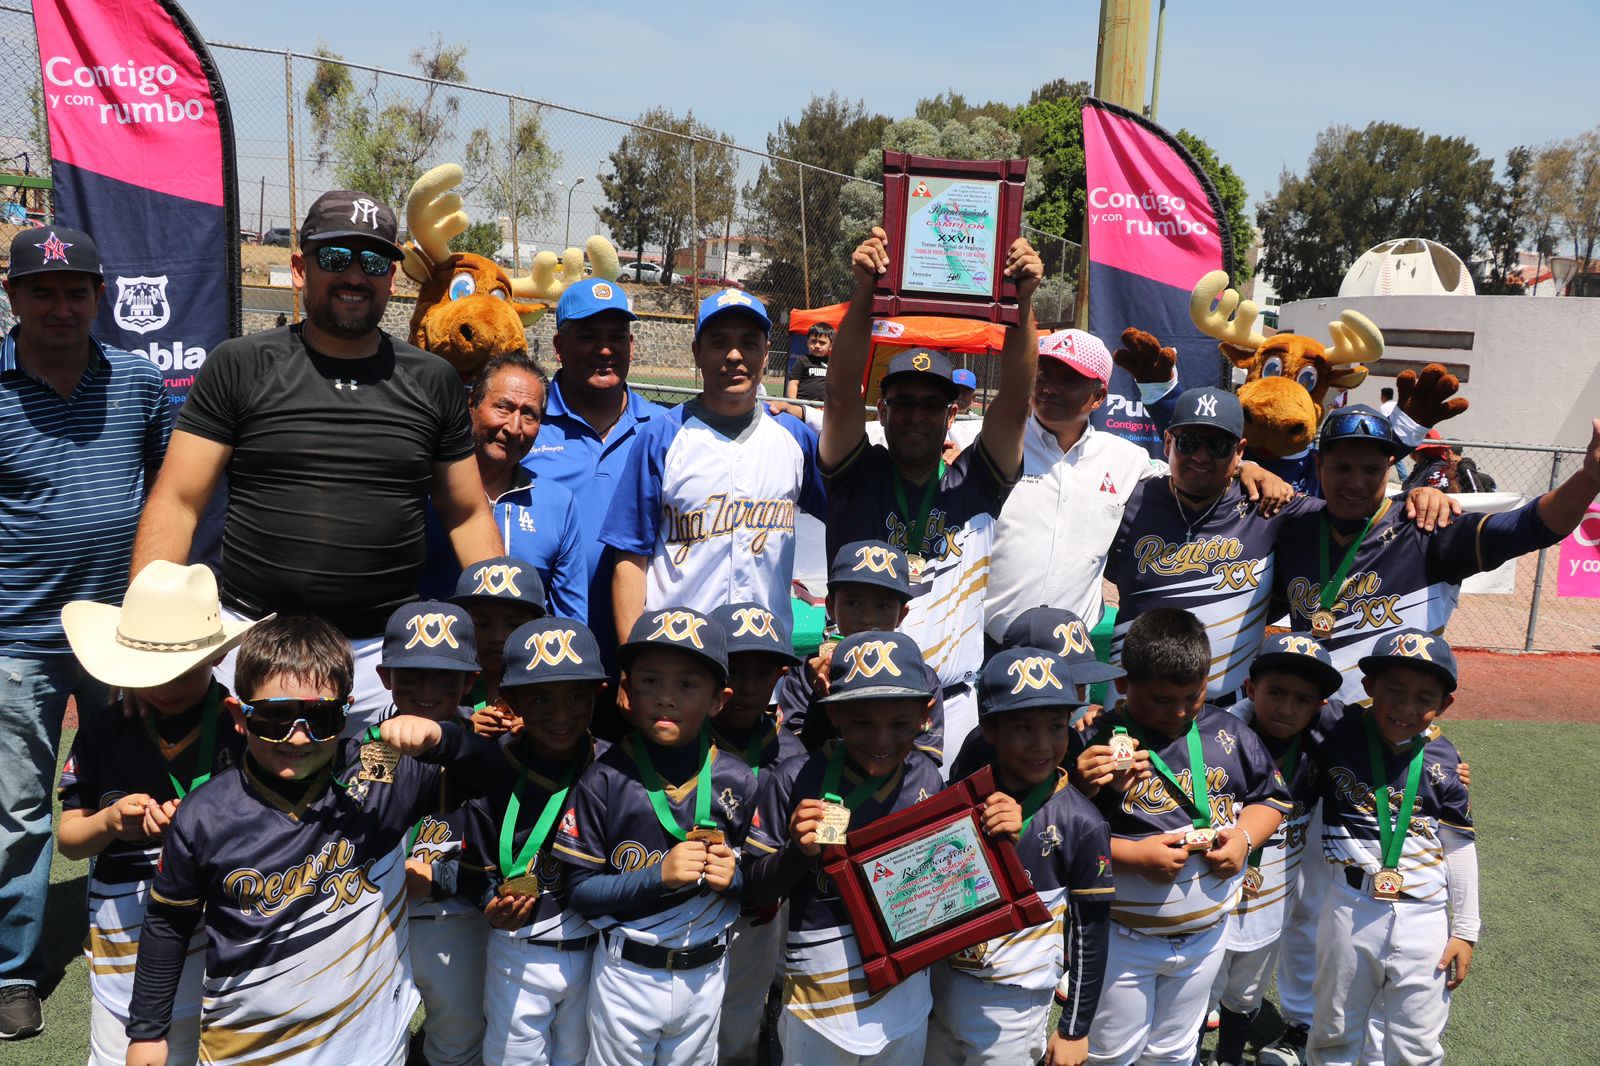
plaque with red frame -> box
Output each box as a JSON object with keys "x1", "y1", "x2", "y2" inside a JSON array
[
  {"x1": 873, "y1": 151, "x2": 1029, "y2": 326},
  {"x1": 819, "y1": 766, "x2": 1050, "y2": 993}
]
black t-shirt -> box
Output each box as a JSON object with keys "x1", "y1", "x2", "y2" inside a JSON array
[
  {"x1": 787, "y1": 351, "x2": 829, "y2": 401},
  {"x1": 178, "y1": 324, "x2": 474, "y2": 635}
]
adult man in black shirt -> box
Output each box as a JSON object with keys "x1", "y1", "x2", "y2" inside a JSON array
[{"x1": 132, "y1": 190, "x2": 502, "y2": 729}]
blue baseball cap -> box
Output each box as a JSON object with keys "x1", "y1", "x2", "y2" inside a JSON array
[
  {"x1": 500, "y1": 618, "x2": 607, "y2": 688},
  {"x1": 1357, "y1": 628, "x2": 1458, "y2": 693},
  {"x1": 1168, "y1": 387, "x2": 1244, "y2": 439},
  {"x1": 817, "y1": 630, "x2": 935, "y2": 704},
  {"x1": 881, "y1": 348, "x2": 959, "y2": 401},
  {"x1": 450, "y1": 556, "x2": 547, "y2": 617},
  {"x1": 1319, "y1": 404, "x2": 1406, "y2": 458},
  {"x1": 1251, "y1": 632, "x2": 1343, "y2": 698},
  {"x1": 952, "y1": 368, "x2": 978, "y2": 390},
  {"x1": 979, "y1": 648, "x2": 1084, "y2": 718},
  {"x1": 618, "y1": 606, "x2": 729, "y2": 683},
  {"x1": 555, "y1": 278, "x2": 638, "y2": 329},
  {"x1": 696, "y1": 288, "x2": 771, "y2": 336},
  {"x1": 828, "y1": 540, "x2": 912, "y2": 600},
  {"x1": 1000, "y1": 607, "x2": 1124, "y2": 686},
  {"x1": 380, "y1": 601, "x2": 478, "y2": 672},
  {"x1": 711, "y1": 602, "x2": 800, "y2": 664}
]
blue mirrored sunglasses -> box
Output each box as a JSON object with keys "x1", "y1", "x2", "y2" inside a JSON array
[
  {"x1": 313, "y1": 245, "x2": 393, "y2": 277},
  {"x1": 1322, "y1": 411, "x2": 1390, "y2": 442}
]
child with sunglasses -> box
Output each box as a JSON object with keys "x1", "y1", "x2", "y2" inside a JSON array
[{"x1": 124, "y1": 615, "x2": 501, "y2": 1066}]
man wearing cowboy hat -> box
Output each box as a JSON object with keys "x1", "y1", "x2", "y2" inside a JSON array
[{"x1": 0, "y1": 226, "x2": 174, "y2": 1040}]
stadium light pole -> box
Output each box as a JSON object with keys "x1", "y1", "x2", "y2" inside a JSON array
[{"x1": 563, "y1": 176, "x2": 585, "y2": 248}]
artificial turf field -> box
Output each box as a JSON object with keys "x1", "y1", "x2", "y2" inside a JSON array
[{"x1": 19, "y1": 720, "x2": 1600, "y2": 1065}]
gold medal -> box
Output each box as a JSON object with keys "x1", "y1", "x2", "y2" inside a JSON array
[
  {"x1": 357, "y1": 739, "x2": 400, "y2": 784},
  {"x1": 1371, "y1": 867, "x2": 1403, "y2": 901},
  {"x1": 906, "y1": 554, "x2": 926, "y2": 584},
  {"x1": 1311, "y1": 610, "x2": 1336, "y2": 637},
  {"x1": 1109, "y1": 732, "x2": 1137, "y2": 772},
  {"x1": 1242, "y1": 866, "x2": 1264, "y2": 899},
  {"x1": 496, "y1": 874, "x2": 542, "y2": 898},
  {"x1": 687, "y1": 827, "x2": 725, "y2": 846},
  {"x1": 1183, "y1": 827, "x2": 1217, "y2": 853},
  {"x1": 815, "y1": 801, "x2": 851, "y2": 846}
]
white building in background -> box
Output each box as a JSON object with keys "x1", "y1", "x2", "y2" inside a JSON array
[{"x1": 674, "y1": 234, "x2": 774, "y2": 284}]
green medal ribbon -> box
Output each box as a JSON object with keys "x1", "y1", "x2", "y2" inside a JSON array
[
  {"x1": 716, "y1": 722, "x2": 772, "y2": 781},
  {"x1": 1247, "y1": 737, "x2": 1301, "y2": 870},
  {"x1": 1126, "y1": 718, "x2": 1212, "y2": 830},
  {"x1": 1317, "y1": 505, "x2": 1383, "y2": 616},
  {"x1": 631, "y1": 729, "x2": 717, "y2": 841},
  {"x1": 892, "y1": 460, "x2": 947, "y2": 558},
  {"x1": 1018, "y1": 774, "x2": 1060, "y2": 836},
  {"x1": 1364, "y1": 714, "x2": 1426, "y2": 872},
  {"x1": 820, "y1": 742, "x2": 896, "y2": 810},
  {"x1": 147, "y1": 685, "x2": 222, "y2": 799},
  {"x1": 498, "y1": 768, "x2": 574, "y2": 880}
]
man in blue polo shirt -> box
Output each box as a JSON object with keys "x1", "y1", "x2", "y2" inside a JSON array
[
  {"x1": 522, "y1": 278, "x2": 663, "y2": 649},
  {"x1": 0, "y1": 226, "x2": 172, "y2": 1039}
]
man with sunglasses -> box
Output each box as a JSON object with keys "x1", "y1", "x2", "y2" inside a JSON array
[
  {"x1": 819, "y1": 226, "x2": 1043, "y2": 772},
  {"x1": 132, "y1": 190, "x2": 503, "y2": 731}
]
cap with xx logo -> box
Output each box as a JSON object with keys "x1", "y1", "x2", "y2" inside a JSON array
[
  {"x1": 380, "y1": 601, "x2": 478, "y2": 672},
  {"x1": 817, "y1": 630, "x2": 935, "y2": 704},
  {"x1": 450, "y1": 555, "x2": 548, "y2": 617},
  {"x1": 500, "y1": 617, "x2": 607, "y2": 688}
]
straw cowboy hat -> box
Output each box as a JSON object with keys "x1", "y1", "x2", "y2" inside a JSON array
[{"x1": 62, "y1": 561, "x2": 272, "y2": 689}]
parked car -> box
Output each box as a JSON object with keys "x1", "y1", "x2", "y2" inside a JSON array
[
  {"x1": 261, "y1": 227, "x2": 292, "y2": 247},
  {"x1": 618, "y1": 261, "x2": 663, "y2": 283}
]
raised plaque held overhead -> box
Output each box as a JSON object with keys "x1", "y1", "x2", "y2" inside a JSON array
[
  {"x1": 873, "y1": 152, "x2": 1029, "y2": 326},
  {"x1": 819, "y1": 766, "x2": 1049, "y2": 992}
]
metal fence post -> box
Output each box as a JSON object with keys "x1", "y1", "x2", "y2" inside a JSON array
[
  {"x1": 508, "y1": 97, "x2": 519, "y2": 270},
  {"x1": 1522, "y1": 450, "x2": 1565, "y2": 652},
  {"x1": 797, "y1": 163, "x2": 810, "y2": 308},
  {"x1": 284, "y1": 51, "x2": 299, "y2": 324}
]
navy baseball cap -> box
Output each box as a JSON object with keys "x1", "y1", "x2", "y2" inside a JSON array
[
  {"x1": 1168, "y1": 387, "x2": 1244, "y2": 439},
  {"x1": 299, "y1": 190, "x2": 404, "y2": 258},
  {"x1": 696, "y1": 288, "x2": 771, "y2": 336},
  {"x1": 450, "y1": 556, "x2": 547, "y2": 617},
  {"x1": 952, "y1": 368, "x2": 978, "y2": 390},
  {"x1": 979, "y1": 648, "x2": 1084, "y2": 718},
  {"x1": 500, "y1": 618, "x2": 608, "y2": 688},
  {"x1": 881, "y1": 349, "x2": 959, "y2": 401},
  {"x1": 817, "y1": 630, "x2": 935, "y2": 704},
  {"x1": 711, "y1": 602, "x2": 800, "y2": 664},
  {"x1": 1001, "y1": 607, "x2": 1124, "y2": 686},
  {"x1": 1251, "y1": 632, "x2": 1343, "y2": 698},
  {"x1": 1357, "y1": 628, "x2": 1458, "y2": 693},
  {"x1": 8, "y1": 227, "x2": 103, "y2": 280},
  {"x1": 380, "y1": 601, "x2": 478, "y2": 672},
  {"x1": 828, "y1": 540, "x2": 912, "y2": 600},
  {"x1": 1319, "y1": 404, "x2": 1406, "y2": 458},
  {"x1": 556, "y1": 278, "x2": 638, "y2": 329},
  {"x1": 618, "y1": 606, "x2": 729, "y2": 683}
]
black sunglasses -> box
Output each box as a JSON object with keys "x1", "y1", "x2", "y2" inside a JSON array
[
  {"x1": 1172, "y1": 432, "x2": 1237, "y2": 460},
  {"x1": 238, "y1": 697, "x2": 351, "y2": 742},
  {"x1": 313, "y1": 246, "x2": 393, "y2": 277}
]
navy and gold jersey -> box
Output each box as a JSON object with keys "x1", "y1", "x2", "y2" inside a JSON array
[
  {"x1": 1106, "y1": 480, "x2": 1321, "y2": 700},
  {"x1": 1313, "y1": 706, "x2": 1473, "y2": 904},
  {"x1": 1092, "y1": 705, "x2": 1292, "y2": 936},
  {"x1": 774, "y1": 664, "x2": 946, "y2": 763},
  {"x1": 947, "y1": 773, "x2": 1113, "y2": 991},
  {"x1": 552, "y1": 734, "x2": 757, "y2": 947},
  {"x1": 711, "y1": 714, "x2": 806, "y2": 777}
]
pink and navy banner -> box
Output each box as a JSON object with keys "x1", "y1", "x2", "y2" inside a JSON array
[
  {"x1": 1557, "y1": 503, "x2": 1600, "y2": 599},
  {"x1": 32, "y1": 0, "x2": 239, "y2": 401},
  {"x1": 1082, "y1": 98, "x2": 1233, "y2": 455}
]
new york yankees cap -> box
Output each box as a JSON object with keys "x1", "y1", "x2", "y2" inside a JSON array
[
  {"x1": 449, "y1": 556, "x2": 548, "y2": 617},
  {"x1": 556, "y1": 277, "x2": 638, "y2": 329},
  {"x1": 1357, "y1": 628, "x2": 1458, "y2": 693},
  {"x1": 1250, "y1": 632, "x2": 1343, "y2": 698},
  {"x1": 880, "y1": 348, "x2": 959, "y2": 401},
  {"x1": 828, "y1": 540, "x2": 912, "y2": 601},
  {"x1": 710, "y1": 602, "x2": 799, "y2": 664},
  {"x1": 618, "y1": 606, "x2": 729, "y2": 683},
  {"x1": 299, "y1": 190, "x2": 404, "y2": 258},
  {"x1": 1001, "y1": 606, "x2": 1124, "y2": 686},
  {"x1": 816, "y1": 630, "x2": 935, "y2": 704},
  {"x1": 696, "y1": 288, "x2": 771, "y2": 336},
  {"x1": 8, "y1": 227, "x2": 103, "y2": 280},
  {"x1": 1168, "y1": 386, "x2": 1244, "y2": 439},
  {"x1": 979, "y1": 648, "x2": 1084, "y2": 718},
  {"x1": 380, "y1": 600, "x2": 478, "y2": 672},
  {"x1": 500, "y1": 617, "x2": 607, "y2": 688}
]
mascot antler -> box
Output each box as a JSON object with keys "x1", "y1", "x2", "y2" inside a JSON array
[
  {"x1": 1324, "y1": 312, "x2": 1384, "y2": 367},
  {"x1": 510, "y1": 237, "x2": 622, "y2": 306},
  {"x1": 1189, "y1": 270, "x2": 1269, "y2": 351},
  {"x1": 402, "y1": 164, "x2": 471, "y2": 286}
]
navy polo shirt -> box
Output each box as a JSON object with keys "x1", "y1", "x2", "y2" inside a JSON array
[{"x1": 0, "y1": 328, "x2": 172, "y2": 651}]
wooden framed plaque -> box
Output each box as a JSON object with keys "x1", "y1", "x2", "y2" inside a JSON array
[
  {"x1": 819, "y1": 765, "x2": 1050, "y2": 992},
  {"x1": 873, "y1": 151, "x2": 1029, "y2": 326}
]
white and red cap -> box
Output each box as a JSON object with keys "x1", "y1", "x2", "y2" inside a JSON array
[{"x1": 1037, "y1": 329, "x2": 1112, "y2": 385}]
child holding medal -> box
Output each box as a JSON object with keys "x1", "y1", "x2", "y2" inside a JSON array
[
  {"x1": 552, "y1": 606, "x2": 756, "y2": 1066},
  {"x1": 1080, "y1": 609, "x2": 1291, "y2": 1066},
  {"x1": 1306, "y1": 629, "x2": 1476, "y2": 1066}
]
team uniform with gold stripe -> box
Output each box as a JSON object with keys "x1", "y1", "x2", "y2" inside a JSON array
[
  {"x1": 927, "y1": 772, "x2": 1115, "y2": 1066},
  {"x1": 742, "y1": 743, "x2": 944, "y2": 1064},
  {"x1": 125, "y1": 723, "x2": 495, "y2": 1065}
]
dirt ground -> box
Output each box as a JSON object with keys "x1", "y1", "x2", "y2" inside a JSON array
[{"x1": 1448, "y1": 648, "x2": 1600, "y2": 723}]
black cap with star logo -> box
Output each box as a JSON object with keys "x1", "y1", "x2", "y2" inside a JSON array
[{"x1": 7, "y1": 226, "x2": 103, "y2": 280}]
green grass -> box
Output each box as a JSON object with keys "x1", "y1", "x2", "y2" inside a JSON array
[{"x1": 24, "y1": 722, "x2": 1600, "y2": 1064}]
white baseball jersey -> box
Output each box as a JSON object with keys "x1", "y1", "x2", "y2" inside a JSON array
[{"x1": 601, "y1": 400, "x2": 824, "y2": 635}]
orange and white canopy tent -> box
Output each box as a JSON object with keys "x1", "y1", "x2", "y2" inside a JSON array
[{"x1": 786, "y1": 303, "x2": 1008, "y2": 404}]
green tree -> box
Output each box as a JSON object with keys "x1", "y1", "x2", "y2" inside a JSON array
[
  {"x1": 1479, "y1": 146, "x2": 1532, "y2": 294},
  {"x1": 463, "y1": 104, "x2": 561, "y2": 252},
  {"x1": 1173, "y1": 129, "x2": 1254, "y2": 282},
  {"x1": 449, "y1": 220, "x2": 502, "y2": 258},
  {"x1": 914, "y1": 91, "x2": 1014, "y2": 127},
  {"x1": 1535, "y1": 130, "x2": 1600, "y2": 278},
  {"x1": 1011, "y1": 84, "x2": 1087, "y2": 272},
  {"x1": 1256, "y1": 122, "x2": 1494, "y2": 302},
  {"x1": 597, "y1": 131, "x2": 658, "y2": 272}
]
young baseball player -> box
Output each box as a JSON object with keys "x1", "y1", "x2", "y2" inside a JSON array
[
  {"x1": 375, "y1": 600, "x2": 487, "y2": 1066},
  {"x1": 928, "y1": 648, "x2": 1114, "y2": 1066},
  {"x1": 1306, "y1": 629, "x2": 1476, "y2": 1066},
  {"x1": 743, "y1": 629, "x2": 945, "y2": 1065},
  {"x1": 56, "y1": 562, "x2": 264, "y2": 1066},
  {"x1": 1205, "y1": 634, "x2": 1344, "y2": 1066},
  {"x1": 461, "y1": 617, "x2": 611, "y2": 1066},
  {"x1": 707, "y1": 601, "x2": 806, "y2": 1066},
  {"x1": 123, "y1": 615, "x2": 500, "y2": 1066},
  {"x1": 451, "y1": 554, "x2": 548, "y2": 728},
  {"x1": 552, "y1": 606, "x2": 757, "y2": 1066},
  {"x1": 1077, "y1": 608, "x2": 1291, "y2": 1066}
]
